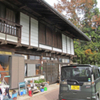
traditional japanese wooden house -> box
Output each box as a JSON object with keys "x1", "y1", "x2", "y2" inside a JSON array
[{"x1": 0, "y1": 0, "x2": 90, "y2": 88}]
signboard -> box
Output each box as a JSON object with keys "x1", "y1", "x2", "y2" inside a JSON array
[{"x1": 0, "y1": 51, "x2": 12, "y2": 55}]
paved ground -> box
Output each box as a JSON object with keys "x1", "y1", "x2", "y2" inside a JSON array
[
  {"x1": 28, "y1": 88, "x2": 59, "y2": 100},
  {"x1": 17, "y1": 83, "x2": 59, "y2": 100}
]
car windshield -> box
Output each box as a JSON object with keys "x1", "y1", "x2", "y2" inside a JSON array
[{"x1": 61, "y1": 66, "x2": 91, "y2": 82}]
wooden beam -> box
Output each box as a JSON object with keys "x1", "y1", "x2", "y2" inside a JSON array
[
  {"x1": 70, "y1": 56, "x2": 74, "y2": 60},
  {"x1": 65, "y1": 53, "x2": 69, "y2": 56},
  {"x1": 66, "y1": 31, "x2": 75, "y2": 38},
  {"x1": 51, "y1": 51, "x2": 55, "y2": 53},
  {"x1": 1, "y1": 0, "x2": 42, "y2": 18},
  {"x1": 0, "y1": 0, "x2": 5, "y2": 1},
  {"x1": 24, "y1": 7, "x2": 42, "y2": 17},
  {"x1": 20, "y1": 5, "x2": 27, "y2": 9},
  {"x1": 32, "y1": 8, "x2": 48, "y2": 11},
  {"x1": 28, "y1": 3, "x2": 40, "y2": 5},
  {"x1": 27, "y1": 46, "x2": 33, "y2": 49},
  {"x1": 0, "y1": 0, "x2": 19, "y2": 10},
  {"x1": 68, "y1": 54, "x2": 74, "y2": 58},
  {"x1": 45, "y1": 50, "x2": 50, "y2": 53},
  {"x1": 56, "y1": 52, "x2": 61, "y2": 55},
  {"x1": 1, "y1": 40, "x2": 7, "y2": 45},
  {"x1": 56, "y1": 52, "x2": 59, "y2": 54},
  {"x1": 0, "y1": 18, "x2": 22, "y2": 27},
  {"x1": 39, "y1": 12, "x2": 53, "y2": 15},
  {"x1": 61, "y1": 53, "x2": 66, "y2": 56},
  {"x1": 37, "y1": 48, "x2": 42, "y2": 51},
  {"x1": 73, "y1": 55, "x2": 77, "y2": 57},
  {"x1": 16, "y1": 43, "x2": 22, "y2": 47}
]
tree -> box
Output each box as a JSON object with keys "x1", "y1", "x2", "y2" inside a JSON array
[
  {"x1": 54, "y1": 0, "x2": 97, "y2": 28},
  {"x1": 54, "y1": 0, "x2": 100, "y2": 65}
]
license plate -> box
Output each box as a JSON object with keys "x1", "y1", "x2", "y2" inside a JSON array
[{"x1": 71, "y1": 85, "x2": 80, "y2": 90}]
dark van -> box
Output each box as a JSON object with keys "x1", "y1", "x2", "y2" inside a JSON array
[{"x1": 59, "y1": 64, "x2": 100, "y2": 100}]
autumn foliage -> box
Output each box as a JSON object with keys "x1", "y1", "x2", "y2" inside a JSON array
[
  {"x1": 85, "y1": 49, "x2": 93, "y2": 54},
  {"x1": 54, "y1": 0, "x2": 96, "y2": 27}
]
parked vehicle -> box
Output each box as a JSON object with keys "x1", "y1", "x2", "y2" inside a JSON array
[{"x1": 59, "y1": 64, "x2": 100, "y2": 100}]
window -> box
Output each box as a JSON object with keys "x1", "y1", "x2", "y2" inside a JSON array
[
  {"x1": 94, "y1": 69, "x2": 100, "y2": 80},
  {"x1": 55, "y1": 58, "x2": 58, "y2": 61},
  {"x1": 61, "y1": 67, "x2": 91, "y2": 82},
  {"x1": 30, "y1": 56, "x2": 35, "y2": 60},
  {"x1": 43, "y1": 57, "x2": 46, "y2": 60},
  {"x1": 59, "y1": 58, "x2": 62, "y2": 62},
  {"x1": 51, "y1": 58, "x2": 54, "y2": 60},
  {"x1": 30, "y1": 56, "x2": 40, "y2": 60},
  {"x1": 25, "y1": 64, "x2": 41, "y2": 77},
  {"x1": 43, "y1": 57, "x2": 50, "y2": 60},
  {"x1": 47, "y1": 57, "x2": 50, "y2": 60},
  {"x1": 36, "y1": 56, "x2": 40, "y2": 60}
]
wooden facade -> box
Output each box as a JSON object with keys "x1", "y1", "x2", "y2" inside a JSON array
[{"x1": 0, "y1": 0, "x2": 90, "y2": 87}]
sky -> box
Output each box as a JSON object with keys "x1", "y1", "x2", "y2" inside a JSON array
[{"x1": 45, "y1": 0, "x2": 100, "y2": 10}]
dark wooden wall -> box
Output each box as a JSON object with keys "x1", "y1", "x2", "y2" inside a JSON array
[
  {"x1": 0, "y1": 3, "x2": 19, "y2": 23},
  {"x1": 39, "y1": 22, "x2": 62, "y2": 49},
  {"x1": 0, "y1": 3, "x2": 6, "y2": 18},
  {"x1": 46, "y1": 26, "x2": 52, "y2": 46},
  {"x1": 39, "y1": 23, "x2": 46, "y2": 44}
]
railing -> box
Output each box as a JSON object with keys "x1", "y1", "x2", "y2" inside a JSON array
[{"x1": 0, "y1": 17, "x2": 22, "y2": 38}]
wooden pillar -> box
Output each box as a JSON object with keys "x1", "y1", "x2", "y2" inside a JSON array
[
  {"x1": 57, "y1": 57, "x2": 61, "y2": 83},
  {"x1": 19, "y1": 26, "x2": 22, "y2": 43},
  {"x1": 69, "y1": 56, "x2": 73, "y2": 65},
  {"x1": 40, "y1": 55, "x2": 43, "y2": 75},
  {"x1": 59, "y1": 63, "x2": 61, "y2": 83}
]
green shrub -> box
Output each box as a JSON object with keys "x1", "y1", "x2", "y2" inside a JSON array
[{"x1": 34, "y1": 79, "x2": 46, "y2": 83}]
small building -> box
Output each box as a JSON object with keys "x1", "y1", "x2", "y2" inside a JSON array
[{"x1": 0, "y1": 0, "x2": 90, "y2": 88}]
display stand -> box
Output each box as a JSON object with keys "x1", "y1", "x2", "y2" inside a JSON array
[
  {"x1": 19, "y1": 82, "x2": 27, "y2": 96},
  {"x1": 27, "y1": 80, "x2": 40, "y2": 94}
]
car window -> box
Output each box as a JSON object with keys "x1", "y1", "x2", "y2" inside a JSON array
[{"x1": 94, "y1": 69, "x2": 100, "y2": 79}]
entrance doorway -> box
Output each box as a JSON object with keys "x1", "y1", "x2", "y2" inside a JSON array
[{"x1": 43, "y1": 63, "x2": 59, "y2": 84}]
